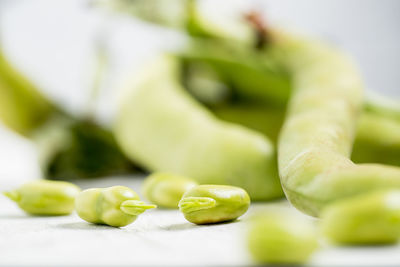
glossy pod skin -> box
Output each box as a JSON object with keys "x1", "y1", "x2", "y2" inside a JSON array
[
  {"x1": 114, "y1": 1, "x2": 400, "y2": 203},
  {"x1": 321, "y1": 190, "x2": 400, "y2": 244},
  {"x1": 178, "y1": 185, "x2": 250, "y2": 224},
  {"x1": 352, "y1": 111, "x2": 400, "y2": 166},
  {"x1": 142, "y1": 172, "x2": 198, "y2": 208},
  {"x1": 114, "y1": 56, "x2": 282, "y2": 201},
  {"x1": 3, "y1": 180, "x2": 80, "y2": 215},
  {"x1": 180, "y1": 20, "x2": 400, "y2": 167},
  {"x1": 75, "y1": 186, "x2": 156, "y2": 227},
  {"x1": 207, "y1": 94, "x2": 400, "y2": 167},
  {"x1": 248, "y1": 211, "x2": 318, "y2": 265},
  {"x1": 276, "y1": 33, "x2": 400, "y2": 216}
]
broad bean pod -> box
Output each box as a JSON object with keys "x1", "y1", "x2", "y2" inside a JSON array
[
  {"x1": 114, "y1": 56, "x2": 282, "y2": 200},
  {"x1": 276, "y1": 33, "x2": 400, "y2": 216},
  {"x1": 182, "y1": 38, "x2": 400, "y2": 166},
  {"x1": 108, "y1": 0, "x2": 400, "y2": 170}
]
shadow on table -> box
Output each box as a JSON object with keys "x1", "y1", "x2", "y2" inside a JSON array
[
  {"x1": 161, "y1": 222, "x2": 197, "y2": 231},
  {"x1": 163, "y1": 219, "x2": 238, "y2": 231},
  {"x1": 56, "y1": 222, "x2": 122, "y2": 230}
]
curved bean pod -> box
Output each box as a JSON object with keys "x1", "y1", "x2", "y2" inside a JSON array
[
  {"x1": 110, "y1": 0, "x2": 400, "y2": 169},
  {"x1": 276, "y1": 33, "x2": 400, "y2": 216},
  {"x1": 210, "y1": 101, "x2": 400, "y2": 167},
  {"x1": 182, "y1": 38, "x2": 400, "y2": 166},
  {"x1": 114, "y1": 56, "x2": 282, "y2": 200}
]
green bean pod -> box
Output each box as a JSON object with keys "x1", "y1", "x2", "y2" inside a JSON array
[
  {"x1": 181, "y1": 38, "x2": 292, "y2": 106},
  {"x1": 142, "y1": 172, "x2": 198, "y2": 208},
  {"x1": 109, "y1": 0, "x2": 400, "y2": 171},
  {"x1": 321, "y1": 190, "x2": 400, "y2": 244},
  {"x1": 352, "y1": 112, "x2": 400, "y2": 166},
  {"x1": 114, "y1": 55, "x2": 282, "y2": 201},
  {"x1": 0, "y1": 49, "x2": 56, "y2": 136},
  {"x1": 178, "y1": 184, "x2": 250, "y2": 224},
  {"x1": 248, "y1": 211, "x2": 318, "y2": 265},
  {"x1": 3, "y1": 180, "x2": 80, "y2": 215},
  {"x1": 208, "y1": 96, "x2": 400, "y2": 167},
  {"x1": 182, "y1": 38, "x2": 400, "y2": 167},
  {"x1": 276, "y1": 33, "x2": 400, "y2": 216},
  {"x1": 75, "y1": 186, "x2": 156, "y2": 227}
]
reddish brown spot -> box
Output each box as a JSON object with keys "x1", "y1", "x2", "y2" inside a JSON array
[{"x1": 244, "y1": 11, "x2": 270, "y2": 49}]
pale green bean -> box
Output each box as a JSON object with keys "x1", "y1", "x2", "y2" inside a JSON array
[
  {"x1": 75, "y1": 186, "x2": 156, "y2": 227},
  {"x1": 179, "y1": 184, "x2": 250, "y2": 224},
  {"x1": 142, "y1": 172, "x2": 198, "y2": 208},
  {"x1": 3, "y1": 180, "x2": 80, "y2": 215}
]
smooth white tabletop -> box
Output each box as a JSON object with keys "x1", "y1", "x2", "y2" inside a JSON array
[{"x1": 1, "y1": 176, "x2": 400, "y2": 266}]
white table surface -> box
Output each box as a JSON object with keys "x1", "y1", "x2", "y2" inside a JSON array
[
  {"x1": 1, "y1": 0, "x2": 400, "y2": 266},
  {"x1": 1, "y1": 176, "x2": 400, "y2": 267}
]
